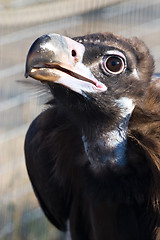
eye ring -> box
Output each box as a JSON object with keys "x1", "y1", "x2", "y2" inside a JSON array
[{"x1": 103, "y1": 55, "x2": 125, "y2": 75}]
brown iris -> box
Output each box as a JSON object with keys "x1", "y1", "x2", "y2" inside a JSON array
[{"x1": 104, "y1": 56, "x2": 125, "y2": 74}]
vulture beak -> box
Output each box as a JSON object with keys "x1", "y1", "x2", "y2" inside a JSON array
[{"x1": 25, "y1": 33, "x2": 107, "y2": 95}]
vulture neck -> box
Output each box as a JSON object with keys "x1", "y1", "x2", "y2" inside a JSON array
[{"x1": 81, "y1": 97, "x2": 135, "y2": 168}]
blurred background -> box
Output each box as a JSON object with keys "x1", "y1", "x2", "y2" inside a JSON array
[{"x1": 0, "y1": 0, "x2": 160, "y2": 239}]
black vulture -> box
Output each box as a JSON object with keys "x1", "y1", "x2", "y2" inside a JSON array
[{"x1": 25, "y1": 32, "x2": 160, "y2": 240}]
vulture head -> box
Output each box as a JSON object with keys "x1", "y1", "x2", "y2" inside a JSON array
[
  {"x1": 25, "y1": 33, "x2": 154, "y2": 167},
  {"x1": 25, "y1": 32, "x2": 160, "y2": 240}
]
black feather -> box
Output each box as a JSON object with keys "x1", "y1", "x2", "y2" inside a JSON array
[{"x1": 25, "y1": 32, "x2": 160, "y2": 240}]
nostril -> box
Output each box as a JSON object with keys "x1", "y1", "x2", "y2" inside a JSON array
[{"x1": 71, "y1": 49, "x2": 77, "y2": 57}]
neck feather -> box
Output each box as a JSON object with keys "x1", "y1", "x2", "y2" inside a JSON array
[{"x1": 82, "y1": 97, "x2": 135, "y2": 167}]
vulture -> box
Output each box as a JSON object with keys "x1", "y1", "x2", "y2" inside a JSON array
[{"x1": 25, "y1": 32, "x2": 160, "y2": 240}]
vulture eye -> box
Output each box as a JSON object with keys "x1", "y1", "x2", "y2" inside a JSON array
[{"x1": 104, "y1": 55, "x2": 125, "y2": 74}]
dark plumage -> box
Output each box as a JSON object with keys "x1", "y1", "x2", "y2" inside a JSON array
[{"x1": 25, "y1": 32, "x2": 160, "y2": 240}]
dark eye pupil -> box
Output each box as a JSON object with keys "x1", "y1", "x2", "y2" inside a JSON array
[{"x1": 106, "y1": 56, "x2": 123, "y2": 72}]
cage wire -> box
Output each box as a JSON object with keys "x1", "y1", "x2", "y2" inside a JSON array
[{"x1": 0, "y1": 0, "x2": 160, "y2": 239}]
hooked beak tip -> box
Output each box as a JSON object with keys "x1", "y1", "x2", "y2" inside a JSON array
[{"x1": 25, "y1": 66, "x2": 30, "y2": 78}]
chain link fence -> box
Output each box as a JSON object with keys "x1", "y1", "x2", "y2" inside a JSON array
[{"x1": 0, "y1": 0, "x2": 160, "y2": 239}]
